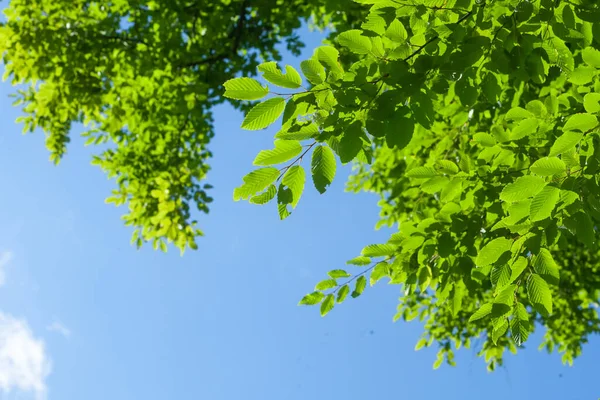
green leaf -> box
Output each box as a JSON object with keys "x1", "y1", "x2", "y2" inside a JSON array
[
  {"x1": 509, "y1": 257, "x2": 528, "y2": 284},
  {"x1": 370, "y1": 262, "x2": 388, "y2": 286},
  {"x1": 491, "y1": 263, "x2": 512, "y2": 288},
  {"x1": 406, "y1": 167, "x2": 437, "y2": 179},
  {"x1": 351, "y1": 275, "x2": 367, "y2": 298},
  {"x1": 549, "y1": 131, "x2": 584, "y2": 157},
  {"x1": 233, "y1": 168, "x2": 280, "y2": 201},
  {"x1": 253, "y1": 140, "x2": 302, "y2": 166},
  {"x1": 299, "y1": 291, "x2": 325, "y2": 305},
  {"x1": 328, "y1": 269, "x2": 351, "y2": 278},
  {"x1": 476, "y1": 237, "x2": 512, "y2": 267},
  {"x1": 316, "y1": 279, "x2": 337, "y2": 291},
  {"x1": 361, "y1": 244, "x2": 396, "y2": 257},
  {"x1": 505, "y1": 107, "x2": 534, "y2": 121},
  {"x1": 320, "y1": 294, "x2": 335, "y2": 316},
  {"x1": 450, "y1": 281, "x2": 466, "y2": 317},
  {"x1": 532, "y1": 248, "x2": 560, "y2": 285},
  {"x1": 223, "y1": 77, "x2": 269, "y2": 100},
  {"x1": 584, "y1": 92, "x2": 600, "y2": 113},
  {"x1": 435, "y1": 160, "x2": 459, "y2": 175},
  {"x1": 311, "y1": 145, "x2": 337, "y2": 194},
  {"x1": 500, "y1": 175, "x2": 547, "y2": 202},
  {"x1": 421, "y1": 176, "x2": 449, "y2": 194},
  {"x1": 530, "y1": 157, "x2": 566, "y2": 176},
  {"x1": 568, "y1": 66, "x2": 596, "y2": 85},
  {"x1": 241, "y1": 97, "x2": 286, "y2": 130},
  {"x1": 511, "y1": 303, "x2": 531, "y2": 346},
  {"x1": 492, "y1": 319, "x2": 509, "y2": 344},
  {"x1": 582, "y1": 47, "x2": 600, "y2": 68},
  {"x1": 257, "y1": 62, "x2": 302, "y2": 89},
  {"x1": 529, "y1": 185, "x2": 560, "y2": 221},
  {"x1": 337, "y1": 29, "x2": 372, "y2": 54},
  {"x1": 510, "y1": 118, "x2": 538, "y2": 140},
  {"x1": 337, "y1": 128, "x2": 363, "y2": 164},
  {"x1": 385, "y1": 19, "x2": 408, "y2": 43},
  {"x1": 300, "y1": 59, "x2": 326, "y2": 85},
  {"x1": 337, "y1": 285, "x2": 350, "y2": 303},
  {"x1": 562, "y1": 113, "x2": 598, "y2": 132},
  {"x1": 282, "y1": 165, "x2": 306, "y2": 208},
  {"x1": 385, "y1": 116, "x2": 414, "y2": 149},
  {"x1": 527, "y1": 274, "x2": 553, "y2": 316},
  {"x1": 276, "y1": 122, "x2": 319, "y2": 141},
  {"x1": 249, "y1": 184, "x2": 277, "y2": 205},
  {"x1": 469, "y1": 303, "x2": 493, "y2": 322},
  {"x1": 347, "y1": 256, "x2": 371, "y2": 266},
  {"x1": 315, "y1": 46, "x2": 344, "y2": 76},
  {"x1": 415, "y1": 338, "x2": 428, "y2": 351}
]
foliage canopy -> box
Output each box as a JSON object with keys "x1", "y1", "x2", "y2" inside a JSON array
[{"x1": 3, "y1": 0, "x2": 600, "y2": 370}]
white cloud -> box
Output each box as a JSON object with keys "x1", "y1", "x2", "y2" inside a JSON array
[
  {"x1": 0, "y1": 251, "x2": 13, "y2": 287},
  {"x1": 46, "y1": 321, "x2": 71, "y2": 338},
  {"x1": 0, "y1": 312, "x2": 51, "y2": 400}
]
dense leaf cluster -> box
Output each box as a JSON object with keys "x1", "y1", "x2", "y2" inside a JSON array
[
  {"x1": 0, "y1": 0, "x2": 364, "y2": 252},
  {"x1": 226, "y1": 0, "x2": 600, "y2": 369}
]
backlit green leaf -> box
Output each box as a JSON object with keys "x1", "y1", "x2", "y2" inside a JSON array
[
  {"x1": 530, "y1": 157, "x2": 566, "y2": 176},
  {"x1": 241, "y1": 97, "x2": 286, "y2": 130},
  {"x1": 527, "y1": 274, "x2": 553, "y2": 316},
  {"x1": 299, "y1": 291, "x2": 325, "y2": 305},
  {"x1": 258, "y1": 62, "x2": 302, "y2": 89},
  {"x1": 253, "y1": 140, "x2": 302, "y2": 166},
  {"x1": 337, "y1": 29, "x2": 372, "y2": 54},
  {"x1": 476, "y1": 237, "x2": 512, "y2": 267},
  {"x1": 300, "y1": 59, "x2": 326, "y2": 85},
  {"x1": 311, "y1": 145, "x2": 336, "y2": 194},
  {"x1": 500, "y1": 175, "x2": 547, "y2": 202},
  {"x1": 223, "y1": 77, "x2": 269, "y2": 100},
  {"x1": 234, "y1": 168, "x2": 280, "y2": 201},
  {"x1": 549, "y1": 131, "x2": 584, "y2": 157}
]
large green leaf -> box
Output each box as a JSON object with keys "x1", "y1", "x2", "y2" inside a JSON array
[
  {"x1": 529, "y1": 185, "x2": 560, "y2": 221},
  {"x1": 311, "y1": 145, "x2": 336, "y2": 194},
  {"x1": 282, "y1": 165, "x2": 306, "y2": 208},
  {"x1": 532, "y1": 248, "x2": 560, "y2": 285},
  {"x1": 315, "y1": 46, "x2": 344, "y2": 76},
  {"x1": 562, "y1": 113, "x2": 598, "y2": 132},
  {"x1": 582, "y1": 47, "x2": 600, "y2": 68},
  {"x1": 549, "y1": 131, "x2": 584, "y2": 156},
  {"x1": 223, "y1": 77, "x2": 269, "y2": 100},
  {"x1": 253, "y1": 140, "x2": 302, "y2": 166},
  {"x1": 530, "y1": 157, "x2": 566, "y2": 176},
  {"x1": 258, "y1": 62, "x2": 302, "y2": 89},
  {"x1": 320, "y1": 294, "x2": 335, "y2": 316},
  {"x1": 476, "y1": 237, "x2": 512, "y2": 267},
  {"x1": 300, "y1": 59, "x2": 326, "y2": 85},
  {"x1": 469, "y1": 303, "x2": 493, "y2": 322},
  {"x1": 527, "y1": 274, "x2": 553, "y2": 316},
  {"x1": 361, "y1": 244, "x2": 396, "y2": 257},
  {"x1": 241, "y1": 97, "x2": 286, "y2": 130},
  {"x1": 233, "y1": 168, "x2": 280, "y2": 201},
  {"x1": 385, "y1": 19, "x2": 408, "y2": 42},
  {"x1": 337, "y1": 29, "x2": 372, "y2": 54},
  {"x1": 511, "y1": 303, "x2": 531, "y2": 346},
  {"x1": 299, "y1": 291, "x2": 325, "y2": 305},
  {"x1": 500, "y1": 175, "x2": 546, "y2": 202},
  {"x1": 249, "y1": 184, "x2": 277, "y2": 205}
]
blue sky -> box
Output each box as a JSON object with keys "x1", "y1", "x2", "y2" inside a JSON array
[{"x1": 0, "y1": 22, "x2": 598, "y2": 400}]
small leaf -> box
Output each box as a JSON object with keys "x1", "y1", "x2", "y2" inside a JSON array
[
  {"x1": 435, "y1": 160, "x2": 459, "y2": 174},
  {"x1": 492, "y1": 319, "x2": 509, "y2": 344},
  {"x1": 347, "y1": 256, "x2": 371, "y2": 266},
  {"x1": 529, "y1": 185, "x2": 560, "y2": 222},
  {"x1": 337, "y1": 29, "x2": 372, "y2": 54},
  {"x1": 527, "y1": 274, "x2": 553, "y2": 316},
  {"x1": 500, "y1": 175, "x2": 546, "y2": 202},
  {"x1": 584, "y1": 92, "x2": 600, "y2": 113},
  {"x1": 249, "y1": 185, "x2": 277, "y2": 205},
  {"x1": 582, "y1": 47, "x2": 600, "y2": 68},
  {"x1": 282, "y1": 166, "x2": 306, "y2": 208},
  {"x1": 299, "y1": 291, "x2": 325, "y2": 305},
  {"x1": 328, "y1": 269, "x2": 351, "y2": 279},
  {"x1": 223, "y1": 77, "x2": 269, "y2": 100},
  {"x1": 361, "y1": 244, "x2": 396, "y2": 257},
  {"x1": 241, "y1": 97, "x2": 286, "y2": 130},
  {"x1": 530, "y1": 157, "x2": 566, "y2": 176},
  {"x1": 386, "y1": 19, "x2": 408, "y2": 42},
  {"x1": 510, "y1": 256, "x2": 528, "y2": 283},
  {"x1": 562, "y1": 113, "x2": 598, "y2": 132},
  {"x1": 300, "y1": 59, "x2": 326, "y2": 85},
  {"x1": 253, "y1": 140, "x2": 302, "y2": 166},
  {"x1": 315, "y1": 46, "x2": 344, "y2": 76},
  {"x1": 511, "y1": 302, "x2": 531, "y2": 346},
  {"x1": 370, "y1": 262, "x2": 388, "y2": 286},
  {"x1": 532, "y1": 248, "x2": 560, "y2": 285},
  {"x1": 233, "y1": 168, "x2": 280, "y2": 201},
  {"x1": 257, "y1": 62, "x2": 302, "y2": 89},
  {"x1": 351, "y1": 275, "x2": 367, "y2": 298},
  {"x1": 315, "y1": 279, "x2": 337, "y2": 291},
  {"x1": 311, "y1": 145, "x2": 337, "y2": 194},
  {"x1": 476, "y1": 237, "x2": 512, "y2": 267},
  {"x1": 549, "y1": 131, "x2": 584, "y2": 157},
  {"x1": 510, "y1": 118, "x2": 538, "y2": 140},
  {"x1": 415, "y1": 338, "x2": 428, "y2": 351},
  {"x1": 337, "y1": 285, "x2": 350, "y2": 303},
  {"x1": 320, "y1": 294, "x2": 335, "y2": 316},
  {"x1": 406, "y1": 167, "x2": 437, "y2": 179},
  {"x1": 469, "y1": 303, "x2": 493, "y2": 322},
  {"x1": 505, "y1": 107, "x2": 534, "y2": 121}
]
